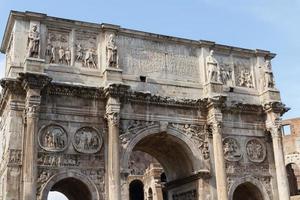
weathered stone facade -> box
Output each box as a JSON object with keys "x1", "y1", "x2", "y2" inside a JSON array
[{"x1": 0, "y1": 11, "x2": 290, "y2": 200}]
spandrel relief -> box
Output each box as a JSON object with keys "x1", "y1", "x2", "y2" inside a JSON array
[
  {"x1": 75, "y1": 30, "x2": 98, "y2": 69},
  {"x1": 73, "y1": 127, "x2": 103, "y2": 154},
  {"x1": 234, "y1": 57, "x2": 254, "y2": 88},
  {"x1": 45, "y1": 30, "x2": 70, "y2": 65},
  {"x1": 38, "y1": 125, "x2": 68, "y2": 152}
]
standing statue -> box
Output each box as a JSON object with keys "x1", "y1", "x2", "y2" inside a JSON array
[
  {"x1": 65, "y1": 48, "x2": 71, "y2": 65},
  {"x1": 27, "y1": 24, "x2": 40, "y2": 58},
  {"x1": 58, "y1": 46, "x2": 65, "y2": 64},
  {"x1": 263, "y1": 60, "x2": 275, "y2": 89},
  {"x1": 206, "y1": 50, "x2": 220, "y2": 83},
  {"x1": 106, "y1": 34, "x2": 118, "y2": 68}
]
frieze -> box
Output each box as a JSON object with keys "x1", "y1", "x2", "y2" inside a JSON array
[
  {"x1": 226, "y1": 162, "x2": 270, "y2": 176},
  {"x1": 37, "y1": 153, "x2": 79, "y2": 167},
  {"x1": 43, "y1": 83, "x2": 105, "y2": 99},
  {"x1": 223, "y1": 137, "x2": 242, "y2": 162},
  {"x1": 172, "y1": 189, "x2": 197, "y2": 200},
  {"x1": 246, "y1": 138, "x2": 266, "y2": 163},
  {"x1": 233, "y1": 57, "x2": 254, "y2": 88},
  {"x1": 73, "y1": 127, "x2": 103, "y2": 154},
  {"x1": 38, "y1": 124, "x2": 68, "y2": 152},
  {"x1": 37, "y1": 152, "x2": 103, "y2": 168}
]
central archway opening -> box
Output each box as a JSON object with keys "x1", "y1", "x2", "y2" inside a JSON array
[
  {"x1": 127, "y1": 132, "x2": 197, "y2": 200},
  {"x1": 233, "y1": 182, "x2": 264, "y2": 200},
  {"x1": 47, "y1": 177, "x2": 91, "y2": 200}
]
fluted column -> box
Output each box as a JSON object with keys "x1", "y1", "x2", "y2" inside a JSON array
[
  {"x1": 20, "y1": 73, "x2": 51, "y2": 200},
  {"x1": 267, "y1": 118, "x2": 290, "y2": 200},
  {"x1": 106, "y1": 97, "x2": 121, "y2": 200},
  {"x1": 207, "y1": 100, "x2": 228, "y2": 200}
]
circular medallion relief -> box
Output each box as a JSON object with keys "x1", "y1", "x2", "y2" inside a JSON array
[
  {"x1": 38, "y1": 125, "x2": 68, "y2": 152},
  {"x1": 223, "y1": 137, "x2": 242, "y2": 161},
  {"x1": 73, "y1": 127, "x2": 103, "y2": 154},
  {"x1": 246, "y1": 138, "x2": 266, "y2": 163}
]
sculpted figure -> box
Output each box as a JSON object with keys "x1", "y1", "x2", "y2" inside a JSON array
[
  {"x1": 106, "y1": 34, "x2": 118, "y2": 67},
  {"x1": 220, "y1": 67, "x2": 233, "y2": 86},
  {"x1": 65, "y1": 48, "x2": 71, "y2": 65},
  {"x1": 27, "y1": 24, "x2": 40, "y2": 58},
  {"x1": 58, "y1": 46, "x2": 65, "y2": 64},
  {"x1": 76, "y1": 44, "x2": 83, "y2": 61},
  {"x1": 50, "y1": 46, "x2": 56, "y2": 64},
  {"x1": 84, "y1": 48, "x2": 97, "y2": 68},
  {"x1": 263, "y1": 60, "x2": 275, "y2": 89},
  {"x1": 238, "y1": 70, "x2": 253, "y2": 88},
  {"x1": 223, "y1": 138, "x2": 241, "y2": 161},
  {"x1": 206, "y1": 50, "x2": 220, "y2": 83}
]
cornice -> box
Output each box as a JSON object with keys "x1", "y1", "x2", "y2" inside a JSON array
[
  {"x1": 43, "y1": 82, "x2": 105, "y2": 99},
  {"x1": 263, "y1": 101, "x2": 290, "y2": 116},
  {"x1": 225, "y1": 102, "x2": 264, "y2": 114},
  {"x1": 18, "y1": 72, "x2": 52, "y2": 90}
]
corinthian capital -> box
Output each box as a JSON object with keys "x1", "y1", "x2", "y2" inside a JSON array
[{"x1": 105, "y1": 112, "x2": 120, "y2": 127}]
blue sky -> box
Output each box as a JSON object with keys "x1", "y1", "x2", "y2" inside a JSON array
[{"x1": 0, "y1": 0, "x2": 299, "y2": 119}]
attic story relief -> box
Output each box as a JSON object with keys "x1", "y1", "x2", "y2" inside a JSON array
[{"x1": 45, "y1": 30, "x2": 98, "y2": 68}]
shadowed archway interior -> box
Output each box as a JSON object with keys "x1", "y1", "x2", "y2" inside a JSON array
[
  {"x1": 129, "y1": 180, "x2": 144, "y2": 200},
  {"x1": 48, "y1": 177, "x2": 91, "y2": 200},
  {"x1": 233, "y1": 182, "x2": 264, "y2": 200},
  {"x1": 132, "y1": 132, "x2": 195, "y2": 182}
]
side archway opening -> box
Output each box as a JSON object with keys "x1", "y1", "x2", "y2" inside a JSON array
[
  {"x1": 233, "y1": 182, "x2": 264, "y2": 200},
  {"x1": 47, "y1": 177, "x2": 91, "y2": 200}
]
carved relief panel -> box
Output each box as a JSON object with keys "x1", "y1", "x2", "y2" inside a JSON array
[
  {"x1": 73, "y1": 127, "x2": 103, "y2": 154},
  {"x1": 214, "y1": 54, "x2": 234, "y2": 86},
  {"x1": 38, "y1": 125, "x2": 68, "y2": 152},
  {"x1": 75, "y1": 30, "x2": 98, "y2": 68},
  {"x1": 223, "y1": 137, "x2": 242, "y2": 161},
  {"x1": 246, "y1": 138, "x2": 266, "y2": 163},
  {"x1": 45, "y1": 29, "x2": 71, "y2": 65},
  {"x1": 233, "y1": 57, "x2": 254, "y2": 88}
]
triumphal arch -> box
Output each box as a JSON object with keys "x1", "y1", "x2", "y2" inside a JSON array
[{"x1": 0, "y1": 11, "x2": 291, "y2": 200}]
